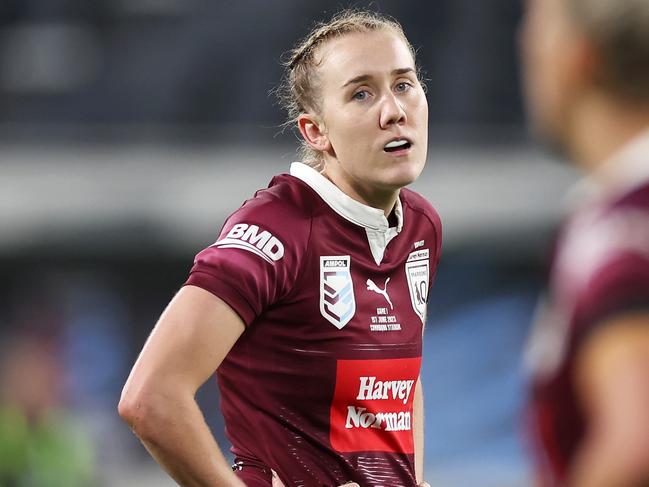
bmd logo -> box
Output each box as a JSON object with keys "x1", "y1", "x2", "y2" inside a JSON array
[{"x1": 213, "y1": 223, "x2": 284, "y2": 263}]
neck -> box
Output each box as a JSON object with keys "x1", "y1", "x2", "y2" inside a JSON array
[
  {"x1": 321, "y1": 164, "x2": 399, "y2": 217},
  {"x1": 568, "y1": 92, "x2": 649, "y2": 176}
]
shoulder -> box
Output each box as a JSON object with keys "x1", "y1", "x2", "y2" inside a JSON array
[
  {"x1": 226, "y1": 174, "x2": 317, "y2": 229},
  {"x1": 615, "y1": 180, "x2": 649, "y2": 208},
  {"x1": 234, "y1": 173, "x2": 318, "y2": 225},
  {"x1": 218, "y1": 174, "x2": 317, "y2": 256},
  {"x1": 588, "y1": 186, "x2": 649, "y2": 265},
  {"x1": 562, "y1": 183, "x2": 649, "y2": 280},
  {"x1": 400, "y1": 188, "x2": 442, "y2": 237},
  {"x1": 401, "y1": 188, "x2": 441, "y2": 224},
  {"x1": 192, "y1": 175, "x2": 316, "y2": 289},
  {"x1": 400, "y1": 188, "x2": 442, "y2": 262},
  {"x1": 567, "y1": 189, "x2": 649, "y2": 331}
]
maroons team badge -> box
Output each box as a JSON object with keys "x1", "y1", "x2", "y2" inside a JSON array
[
  {"x1": 405, "y1": 249, "x2": 430, "y2": 323},
  {"x1": 320, "y1": 256, "x2": 356, "y2": 329}
]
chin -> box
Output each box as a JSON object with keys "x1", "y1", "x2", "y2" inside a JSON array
[
  {"x1": 381, "y1": 166, "x2": 423, "y2": 189},
  {"x1": 397, "y1": 159, "x2": 426, "y2": 185}
]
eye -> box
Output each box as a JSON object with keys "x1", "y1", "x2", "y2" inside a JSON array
[
  {"x1": 353, "y1": 90, "x2": 369, "y2": 101},
  {"x1": 395, "y1": 81, "x2": 413, "y2": 93}
]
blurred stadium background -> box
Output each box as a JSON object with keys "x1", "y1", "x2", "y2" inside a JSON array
[{"x1": 0, "y1": 1, "x2": 579, "y2": 486}]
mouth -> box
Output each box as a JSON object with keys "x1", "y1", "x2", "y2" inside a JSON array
[{"x1": 383, "y1": 138, "x2": 412, "y2": 154}]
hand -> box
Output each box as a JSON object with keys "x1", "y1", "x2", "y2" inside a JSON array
[{"x1": 271, "y1": 470, "x2": 359, "y2": 487}]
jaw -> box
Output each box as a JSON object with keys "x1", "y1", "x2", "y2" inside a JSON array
[{"x1": 322, "y1": 141, "x2": 426, "y2": 202}]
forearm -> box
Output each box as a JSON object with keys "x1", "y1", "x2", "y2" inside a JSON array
[
  {"x1": 122, "y1": 389, "x2": 245, "y2": 487},
  {"x1": 119, "y1": 287, "x2": 250, "y2": 485},
  {"x1": 413, "y1": 378, "x2": 424, "y2": 483}
]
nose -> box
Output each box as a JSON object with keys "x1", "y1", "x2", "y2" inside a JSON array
[{"x1": 379, "y1": 92, "x2": 407, "y2": 129}]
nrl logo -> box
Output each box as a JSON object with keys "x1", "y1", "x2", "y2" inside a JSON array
[{"x1": 320, "y1": 256, "x2": 356, "y2": 329}]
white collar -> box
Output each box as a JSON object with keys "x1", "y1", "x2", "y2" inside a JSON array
[
  {"x1": 568, "y1": 128, "x2": 649, "y2": 207},
  {"x1": 290, "y1": 162, "x2": 404, "y2": 232},
  {"x1": 290, "y1": 162, "x2": 403, "y2": 266}
]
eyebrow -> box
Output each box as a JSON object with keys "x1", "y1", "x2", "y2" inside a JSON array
[{"x1": 341, "y1": 67, "x2": 416, "y2": 88}]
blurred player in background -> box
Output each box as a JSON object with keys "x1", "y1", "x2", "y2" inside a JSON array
[
  {"x1": 520, "y1": 0, "x2": 649, "y2": 485},
  {"x1": 119, "y1": 9, "x2": 440, "y2": 487},
  {"x1": 0, "y1": 331, "x2": 95, "y2": 486}
]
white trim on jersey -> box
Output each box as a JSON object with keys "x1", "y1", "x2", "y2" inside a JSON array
[{"x1": 290, "y1": 162, "x2": 403, "y2": 266}]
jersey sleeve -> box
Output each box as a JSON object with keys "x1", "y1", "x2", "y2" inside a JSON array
[
  {"x1": 575, "y1": 252, "x2": 649, "y2": 333},
  {"x1": 185, "y1": 197, "x2": 310, "y2": 326},
  {"x1": 573, "y1": 209, "x2": 649, "y2": 336}
]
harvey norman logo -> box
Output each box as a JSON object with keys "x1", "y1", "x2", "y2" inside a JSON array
[
  {"x1": 213, "y1": 223, "x2": 284, "y2": 263},
  {"x1": 330, "y1": 358, "x2": 421, "y2": 453},
  {"x1": 345, "y1": 376, "x2": 415, "y2": 432},
  {"x1": 356, "y1": 376, "x2": 415, "y2": 405}
]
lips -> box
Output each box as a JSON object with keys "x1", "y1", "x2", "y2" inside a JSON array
[{"x1": 383, "y1": 138, "x2": 412, "y2": 153}]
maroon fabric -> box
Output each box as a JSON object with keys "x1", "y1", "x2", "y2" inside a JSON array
[
  {"x1": 234, "y1": 466, "x2": 272, "y2": 487},
  {"x1": 185, "y1": 174, "x2": 442, "y2": 486},
  {"x1": 527, "y1": 181, "x2": 649, "y2": 486}
]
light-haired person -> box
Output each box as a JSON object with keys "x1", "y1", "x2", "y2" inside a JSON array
[
  {"x1": 520, "y1": 0, "x2": 649, "y2": 485},
  {"x1": 119, "y1": 10, "x2": 440, "y2": 487}
]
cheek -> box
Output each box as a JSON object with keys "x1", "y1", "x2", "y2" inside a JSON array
[
  {"x1": 331, "y1": 113, "x2": 374, "y2": 146},
  {"x1": 409, "y1": 92, "x2": 429, "y2": 127},
  {"x1": 539, "y1": 43, "x2": 571, "y2": 117},
  {"x1": 523, "y1": 31, "x2": 561, "y2": 110},
  {"x1": 418, "y1": 97, "x2": 429, "y2": 125}
]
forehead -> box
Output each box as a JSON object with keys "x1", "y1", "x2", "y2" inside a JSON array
[{"x1": 316, "y1": 30, "x2": 415, "y2": 86}]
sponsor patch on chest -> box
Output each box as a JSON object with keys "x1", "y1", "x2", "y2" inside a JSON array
[
  {"x1": 320, "y1": 256, "x2": 356, "y2": 329},
  {"x1": 330, "y1": 358, "x2": 421, "y2": 453}
]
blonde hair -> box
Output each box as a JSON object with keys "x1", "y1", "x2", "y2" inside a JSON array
[
  {"x1": 567, "y1": 0, "x2": 649, "y2": 101},
  {"x1": 276, "y1": 9, "x2": 420, "y2": 170}
]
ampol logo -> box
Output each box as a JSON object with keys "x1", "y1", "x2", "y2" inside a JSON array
[
  {"x1": 320, "y1": 256, "x2": 356, "y2": 329},
  {"x1": 213, "y1": 223, "x2": 284, "y2": 264}
]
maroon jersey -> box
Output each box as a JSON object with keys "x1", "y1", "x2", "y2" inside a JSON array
[
  {"x1": 185, "y1": 162, "x2": 442, "y2": 486},
  {"x1": 526, "y1": 132, "x2": 649, "y2": 486}
]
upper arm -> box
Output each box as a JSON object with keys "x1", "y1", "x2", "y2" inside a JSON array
[
  {"x1": 123, "y1": 195, "x2": 309, "y2": 401},
  {"x1": 575, "y1": 312, "x2": 649, "y2": 457},
  {"x1": 122, "y1": 285, "x2": 245, "y2": 401}
]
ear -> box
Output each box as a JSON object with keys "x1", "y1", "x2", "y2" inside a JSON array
[{"x1": 297, "y1": 113, "x2": 331, "y2": 152}]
